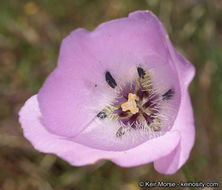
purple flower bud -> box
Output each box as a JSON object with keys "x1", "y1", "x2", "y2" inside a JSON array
[{"x1": 18, "y1": 10, "x2": 195, "y2": 174}]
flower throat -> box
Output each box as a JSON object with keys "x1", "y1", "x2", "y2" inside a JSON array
[{"x1": 97, "y1": 67, "x2": 174, "y2": 138}]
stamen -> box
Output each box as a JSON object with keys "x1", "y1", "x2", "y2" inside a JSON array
[
  {"x1": 121, "y1": 93, "x2": 139, "y2": 114},
  {"x1": 137, "y1": 67, "x2": 146, "y2": 79},
  {"x1": 162, "y1": 89, "x2": 174, "y2": 100},
  {"x1": 97, "y1": 111, "x2": 107, "y2": 119},
  {"x1": 105, "y1": 71, "x2": 117, "y2": 88},
  {"x1": 136, "y1": 67, "x2": 152, "y2": 95},
  {"x1": 150, "y1": 118, "x2": 161, "y2": 131},
  {"x1": 116, "y1": 127, "x2": 125, "y2": 137}
]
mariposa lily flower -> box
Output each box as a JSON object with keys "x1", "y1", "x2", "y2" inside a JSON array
[{"x1": 19, "y1": 10, "x2": 195, "y2": 174}]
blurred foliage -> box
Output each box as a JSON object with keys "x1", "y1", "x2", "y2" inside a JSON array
[{"x1": 0, "y1": 0, "x2": 222, "y2": 190}]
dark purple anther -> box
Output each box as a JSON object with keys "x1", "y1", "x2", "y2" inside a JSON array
[
  {"x1": 97, "y1": 112, "x2": 107, "y2": 119},
  {"x1": 105, "y1": 71, "x2": 117, "y2": 88},
  {"x1": 162, "y1": 89, "x2": 174, "y2": 100},
  {"x1": 137, "y1": 67, "x2": 146, "y2": 79}
]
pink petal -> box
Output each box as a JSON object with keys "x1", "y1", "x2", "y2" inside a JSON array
[
  {"x1": 154, "y1": 90, "x2": 195, "y2": 174},
  {"x1": 112, "y1": 130, "x2": 180, "y2": 167},
  {"x1": 37, "y1": 29, "x2": 108, "y2": 137},
  {"x1": 19, "y1": 95, "x2": 181, "y2": 168},
  {"x1": 19, "y1": 95, "x2": 113, "y2": 165}
]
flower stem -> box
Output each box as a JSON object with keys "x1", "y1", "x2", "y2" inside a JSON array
[{"x1": 182, "y1": 165, "x2": 195, "y2": 190}]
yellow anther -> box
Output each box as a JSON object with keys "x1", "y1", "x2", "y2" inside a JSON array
[{"x1": 121, "y1": 93, "x2": 139, "y2": 114}]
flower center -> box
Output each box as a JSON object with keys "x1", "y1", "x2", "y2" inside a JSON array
[{"x1": 97, "y1": 67, "x2": 174, "y2": 138}]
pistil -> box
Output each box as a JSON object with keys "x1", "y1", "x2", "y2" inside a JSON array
[{"x1": 121, "y1": 93, "x2": 139, "y2": 114}]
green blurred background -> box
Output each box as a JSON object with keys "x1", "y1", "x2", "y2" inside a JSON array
[{"x1": 0, "y1": 0, "x2": 222, "y2": 189}]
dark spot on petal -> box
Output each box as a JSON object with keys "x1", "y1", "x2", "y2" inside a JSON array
[
  {"x1": 137, "y1": 67, "x2": 146, "y2": 79},
  {"x1": 94, "y1": 84, "x2": 97, "y2": 87},
  {"x1": 97, "y1": 112, "x2": 107, "y2": 119},
  {"x1": 162, "y1": 89, "x2": 174, "y2": 100},
  {"x1": 105, "y1": 71, "x2": 117, "y2": 88}
]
